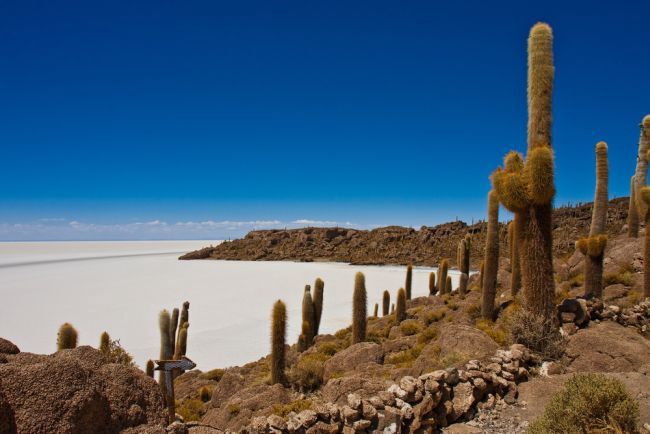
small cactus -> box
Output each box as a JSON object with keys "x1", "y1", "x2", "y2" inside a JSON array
[
  {"x1": 145, "y1": 359, "x2": 155, "y2": 378},
  {"x1": 352, "y1": 272, "x2": 367, "y2": 344},
  {"x1": 405, "y1": 265, "x2": 413, "y2": 300},
  {"x1": 395, "y1": 288, "x2": 406, "y2": 324},
  {"x1": 301, "y1": 285, "x2": 315, "y2": 349},
  {"x1": 382, "y1": 290, "x2": 390, "y2": 316},
  {"x1": 176, "y1": 323, "x2": 188, "y2": 358},
  {"x1": 271, "y1": 300, "x2": 287, "y2": 385},
  {"x1": 482, "y1": 190, "x2": 500, "y2": 319},
  {"x1": 437, "y1": 259, "x2": 449, "y2": 294},
  {"x1": 373, "y1": 303, "x2": 378, "y2": 318},
  {"x1": 428, "y1": 272, "x2": 436, "y2": 296},
  {"x1": 57, "y1": 323, "x2": 78, "y2": 350},
  {"x1": 446, "y1": 276, "x2": 452, "y2": 293},
  {"x1": 313, "y1": 278, "x2": 324, "y2": 335},
  {"x1": 99, "y1": 331, "x2": 110, "y2": 354}
]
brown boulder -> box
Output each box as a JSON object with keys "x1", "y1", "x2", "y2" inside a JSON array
[
  {"x1": 437, "y1": 324, "x2": 499, "y2": 360},
  {"x1": 0, "y1": 338, "x2": 19, "y2": 356},
  {"x1": 565, "y1": 321, "x2": 650, "y2": 373},
  {"x1": 0, "y1": 346, "x2": 166, "y2": 434},
  {"x1": 323, "y1": 342, "x2": 383, "y2": 382},
  {"x1": 321, "y1": 376, "x2": 387, "y2": 405}
]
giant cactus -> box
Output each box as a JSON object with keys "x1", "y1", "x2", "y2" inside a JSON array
[
  {"x1": 405, "y1": 265, "x2": 413, "y2": 300},
  {"x1": 576, "y1": 142, "x2": 609, "y2": 298},
  {"x1": 352, "y1": 272, "x2": 367, "y2": 344},
  {"x1": 492, "y1": 22, "x2": 556, "y2": 318},
  {"x1": 313, "y1": 278, "x2": 324, "y2": 335},
  {"x1": 481, "y1": 190, "x2": 500, "y2": 319},
  {"x1": 271, "y1": 300, "x2": 287, "y2": 385}
]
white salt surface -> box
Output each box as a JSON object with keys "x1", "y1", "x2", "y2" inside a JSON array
[{"x1": 0, "y1": 241, "x2": 461, "y2": 370}]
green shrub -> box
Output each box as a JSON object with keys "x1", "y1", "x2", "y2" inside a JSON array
[
  {"x1": 385, "y1": 343, "x2": 425, "y2": 367},
  {"x1": 272, "y1": 400, "x2": 312, "y2": 417},
  {"x1": 289, "y1": 353, "x2": 327, "y2": 392},
  {"x1": 198, "y1": 386, "x2": 212, "y2": 402},
  {"x1": 176, "y1": 398, "x2": 204, "y2": 421},
  {"x1": 417, "y1": 325, "x2": 439, "y2": 345},
  {"x1": 475, "y1": 319, "x2": 508, "y2": 346},
  {"x1": 200, "y1": 368, "x2": 224, "y2": 382},
  {"x1": 227, "y1": 403, "x2": 240, "y2": 415},
  {"x1": 399, "y1": 319, "x2": 423, "y2": 336},
  {"x1": 423, "y1": 308, "x2": 446, "y2": 325},
  {"x1": 317, "y1": 343, "x2": 338, "y2": 356},
  {"x1": 604, "y1": 269, "x2": 635, "y2": 287},
  {"x1": 510, "y1": 309, "x2": 564, "y2": 359},
  {"x1": 102, "y1": 338, "x2": 136, "y2": 367},
  {"x1": 528, "y1": 374, "x2": 639, "y2": 434}
]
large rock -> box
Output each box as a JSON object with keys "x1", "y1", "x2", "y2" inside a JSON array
[
  {"x1": 321, "y1": 376, "x2": 387, "y2": 405},
  {"x1": 323, "y1": 342, "x2": 384, "y2": 382},
  {"x1": 565, "y1": 321, "x2": 650, "y2": 373},
  {"x1": 0, "y1": 346, "x2": 166, "y2": 434},
  {"x1": 0, "y1": 338, "x2": 19, "y2": 355}
]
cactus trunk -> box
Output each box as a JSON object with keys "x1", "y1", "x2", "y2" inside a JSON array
[
  {"x1": 352, "y1": 272, "x2": 367, "y2": 344},
  {"x1": 301, "y1": 286, "x2": 315, "y2": 349},
  {"x1": 313, "y1": 278, "x2": 324, "y2": 335},
  {"x1": 158, "y1": 310, "x2": 172, "y2": 396},
  {"x1": 169, "y1": 308, "x2": 179, "y2": 357},
  {"x1": 628, "y1": 176, "x2": 640, "y2": 237},
  {"x1": 428, "y1": 272, "x2": 436, "y2": 295},
  {"x1": 271, "y1": 300, "x2": 287, "y2": 385},
  {"x1": 481, "y1": 190, "x2": 500, "y2": 319},
  {"x1": 459, "y1": 273, "x2": 468, "y2": 296},
  {"x1": 509, "y1": 216, "x2": 522, "y2": 296},
  {"x1": 405, "y1": 265, "x2": 413, "y2": 300},
  {"x1": 437, "y1": 260, "x2": 449, "y2": 294},
  {"x1": 382, "y1": 290, "x2": 390, "y2": 316},
  {"x1": 373, "y1": 303, "x2": 378, "y2": 318},
  {"x1": 395, "y1": 288, "x2": 406, "y2": 324},
  {"x1": 634, "y1": 116, "x2": 650, "y2": 223}
]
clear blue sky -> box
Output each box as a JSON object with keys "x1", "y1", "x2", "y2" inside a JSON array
[{"x1": 1, "y1": 0, "x2": 648, "y2": 240}]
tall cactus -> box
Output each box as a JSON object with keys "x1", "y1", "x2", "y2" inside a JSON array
[
  {"x1": 382, "y1": 290, "x2": 390, "y2": 316},
  {"x1": 57, "y1": 323, "x2": 78, "y2": 350},
  {"x1": 352, "y1": 272, "x2": 367, "y2": 344},
  {"x1": 508, "y1": 219, "x2": 522, "y2": 296},
  {"x1": 428, "y1": 272, "x2": 436, "y2": 296},
  {"x1": 628, "y1": 176, "x2": 640, "y2": 237},
  {"x1": 632, "y1": 116, "x2": 650, "y2": 234},
  {"x1": 99, "y1": 331, "x2": 110, "y2": 354},
  {"x1": 640, "y1": 186, "x2": 650, "y2": 298},
  {"x1": 180, "y1": 301, "x2": 189, "y2": 328},
  {"x1": 459, "y1": 273, "x2": 469, "y2": 296},
  {"x1": 313, "y1": 278, "x2": 324, "y2": 335},
  {"x1": 405, "y1": 265, "x2": 413, "y2": 300},
  {"x1": 301, "y1": 285, "x2": 315, "y2": 349},
  {"x1": 169, "y1": 308, "x2": 179, "y2": 356},
  {"x1": 271, "y1": 300, "x2": 287, "y2": 385},
  {"x1": 457, "y1": 234, "x2": 471, "y2": 276},
  {"x1": 481, "y1": 190, "x2": 500, "y2": 319},
  {"x1": 577, "y1": 142, "x2": 609, "y2": 298},
  {"x1": 492, "y1": 22, "x2": 556, "y2": 318},
  {"x1": 158, "y1": 310, "x2": 172, "y2": 395},
  {"x1": 373, "y1": 303, "x2": 379, "y2": 318},
  {"x1": 395, "y1": 288, "x2": 406, "y2": 324},
  {"x1": 437, "y1": 259, "x2": 449, "y2": 294}
]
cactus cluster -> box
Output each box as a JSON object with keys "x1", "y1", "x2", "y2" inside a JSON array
[
  {"x1": 491, "y1": 22, "x2": 556, "y2": 318},
  {"x1": 405, "y1": 265, "x2": 413, "y2": 300},
  {"x1": 352, "y1": 272, "x2": 367, "y2": 344},
  {"x1": 271, "y1": 299, "x2": 287, "y2": 385},
  {"x1": 157, "y1": 301, "x2": 191, "y2": 395},
  {"x1": 57, "y1": 323, "x2": 78, "y2": 350},
  {"x1": 481, "y1": 190, "x2": 500, "y2": 319},
  {"x1": 576, "y1": 142, "x2": 609, "y2": 298}
]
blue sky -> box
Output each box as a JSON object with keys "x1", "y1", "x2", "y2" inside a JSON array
[{"x1": 1, "y1": 0, "x2": 649, "y2": 240}]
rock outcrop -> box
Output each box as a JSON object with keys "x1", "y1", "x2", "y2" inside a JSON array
[{"x1": 0, "y1": 344, "x2": 166, "y2": 434}]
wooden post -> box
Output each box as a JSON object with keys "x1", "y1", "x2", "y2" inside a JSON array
[{"x1": 155, "y1": 357, "x2": 196, "y2": 424}]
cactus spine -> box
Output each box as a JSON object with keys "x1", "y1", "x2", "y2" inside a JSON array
[
  {"x1": 482, "y1": 190, "x2": 500, "y2": 319},
  {"x1": 628, "y1": 176, "x2": 640, "y2": 237},
  {"x1": 271, "y1": 300, "x2": 287, "y2": 385},
  {"x1": 395, "y1": 288, "x2": 406, "y2": 323},
  {"x1": 405, "y1": 265, "x2": 413, "y2": 300},
  {"x1": 459, "y1": 273, "x2": 468, "y2": 296},
  {"x1": 429, "y1": 272, "x2": 436, "y2": 295},
  {"x1": 99, "y1": 331, "x2": 110, "y2": 354},
  {"x1": 57, "y1": 323, "x2": 78, "y2": 350},
  {"x1": 313, "y1": 278, "x2": 324, "y2": 335},
  {"x1": 352, "y1": 272, "x2": 367, "y2": 344},
  {"x1": 437, "y1": 259, "x2": 449, "y2": 294},
  {"x1": 492, "y1": 22, "x2": 556, "y2": 318},
  {"x1": 382, "y1": 290, "x2": 390, "y2": 316},
  {"x1": 633, "y1": 116, "x2": 650, "y2": 231},
  {"x1": 301, "y1": 285, "x2": 315, "y2": 349},
  {"x1": 577, "y1": 142, "x2": 609, "y2": 298},
  {"x1": 146, "y1": 360, "x2": 154, "y2": 378},
  {"x1": 641, "y1": 186, "x2": 650, "y2": 298}
]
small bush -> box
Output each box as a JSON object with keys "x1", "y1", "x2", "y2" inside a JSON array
[
  {"x1": 604, "y1": 269, "x2": 635, "y2": 287},
  {"x1": 102, "y1": 338, "x2": 136, "y2": 368},
  {"x1": 317, "y1": 343, "x2": 338, "y2": 357},
  {"x1": 176, "y1": 398, "x2": 204, "y2": 421},
  {"x1": 528, "y1": 374, "x2": 639, "y2": 434},
  {"x1": 464, "y1": 303, "x2": 481, "y2": 321},
  {"x1": 423, "y1": 308, "x2": 446, "y2": 325},
  {"x1": 200, "y1": 368, "x2": 225, "y2": 382},
  {"x1": 510, "y1": 310, "x2": 564, "y2": 359},
  {"x1": 399, "y1": 319, "x2": 423, "y2": 336},
  {"x1": 227, "y1": 403, "x2": 240, "y2": 415},
  {"x1": 334, "y1": 327, "x2": 351, "y2": 340},
  {"x1": 289, "y1": 353, "x2": 327, "y2": 392},
  {"x1": 385, "y1": 343, "x2": 426, "y2": 367},
  {"x1": 272, "y1": 399, "x2": 312, "y2": 417},
  {"x1": 417, "y1": 325, "x2": 439, "y2": 345},
  {"x1": 198, "y1": 386, "x2": 212, "y2": 402},
  {"x1": 475, "y1": 319, "x2": 508, "y2": 346}
]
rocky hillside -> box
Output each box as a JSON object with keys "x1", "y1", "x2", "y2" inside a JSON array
[{"x1": 180, "y1": 198, "x2": 629, "y2": 267}]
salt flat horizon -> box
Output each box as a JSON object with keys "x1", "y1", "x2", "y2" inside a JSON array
[{"x1": 0, "y1": 240, "x2": 462, "y2": 370}]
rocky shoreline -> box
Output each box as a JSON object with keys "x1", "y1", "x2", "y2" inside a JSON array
[{"x1": 180, "y1": 198, "x2": 629, "y2": 268}]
